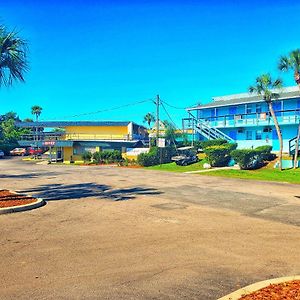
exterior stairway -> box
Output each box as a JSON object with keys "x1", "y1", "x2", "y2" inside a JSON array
[
  {"x1": 187, "y1": 115, "x2": 234, "y2": 142},
  {"x1": 289, "y1": 136, "x2": 300, "y2": 156},
  {"x1": 289, "y1": 123, "x2": 300, "y2": 156}
]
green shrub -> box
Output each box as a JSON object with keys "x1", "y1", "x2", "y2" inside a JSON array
[
  {"x1": 81, "y1": 151, "x2": 92, "y2": 163},
  {"x1": 200, "y1": 139, "x2": 228, "y2": 149},
  {"x1": 137, "y1": 146, "x2": 175, "y2": 167},
  {"x1": 120, "y1": 157, "x2": 137, "y2": 166},
  {"x1": 203, "y1": 143, "x2": 237, "y2": 167},
  {"x1": 137, "y1": 152, "x2": 159, "y2": 167},
  {"x1": 255, "y1": 145, "x2": 275, "y2": 161},
  {"x1": 92, "y1": 150, "x2": 122, "y2": 164},
  {"x1": 231, "y1": 149, "x2": 264, "y2": 170}
]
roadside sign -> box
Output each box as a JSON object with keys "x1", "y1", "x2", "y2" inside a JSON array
[
  {"x1": 43, "y1": 141, "x2": 56, "y2": 146},
  {"x1": 157, "y1": 138, "x2": 166, "y2": 148}
]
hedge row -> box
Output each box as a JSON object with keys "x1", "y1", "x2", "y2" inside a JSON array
[
  {"x1": 137, "y1": 146, "x2": 175, "y2": 167},
  {"x1": 203, "y1": 143, "x2": 237, "y2": 167},
  {"x1": 231, "y1": 145, "x2": 275, "y2": 170},
  {"x1": 82, "y1": 150, "x2": 122, "y2": 164},
  {"x1": 202, "y1": 142, "x2": 274, "y2": 169}
]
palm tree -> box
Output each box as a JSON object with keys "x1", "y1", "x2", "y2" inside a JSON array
[
  {"x1": 278, "y1": 49, "x2": 300, "y2": 88},
  {"x1": 0, "y1": 25, "x2": 28, "y2": 87},
  {"x1": 31, "y1": 105, "x2": 42, "y2": 121},
  {"x1": 278, "y1": 49, "x2": 300, "y2": 168},
  {"x1": 31, "y1": 105, "x2": 42, "y2": 145},
  {"x1": 249, "y1": 74, "x2": 283, "y2": 170},
  {"x1": 143, "y1": 112, "x2": 155, "y2": 129}
]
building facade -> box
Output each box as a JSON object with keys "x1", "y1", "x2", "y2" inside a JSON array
[
  {"x1": 183, "y1": 86, "x2": 300, "y2": 153},
  {"x1": 17, "y1": 121, "x2": 148, "y2": 162}
]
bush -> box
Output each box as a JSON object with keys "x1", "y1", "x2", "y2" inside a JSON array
[
  {"x1": 203, "y1": 143, "x2": 237, "y2": 167},
  {"x1": 137, "y1": 152, "x2": 159, "y2": 167},
  {"x1": 92, "y1": 150, "x2": 122, "y2": 164},
  {"x1": 255, "y1": 145, "x2": 275, "y2": 161},
  {"x1": 200, "y1": 139, "x2": 228, "y2": 150},
  {"x1": 137, "y1": 146, "x2": 175, "y2": 167},
  {"x1": 120, "y1": 157, "x2": 137, "y2": 166},
  {"x1": 81, "y1": 151, "x2": 92, "y2": 163},
  {"x1": 231, "y1": 149, "x2": 264, "y2": 170}
]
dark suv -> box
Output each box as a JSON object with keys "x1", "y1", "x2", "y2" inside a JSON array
[{"x1": 171, "y1": 147, "x2": 199, "y2": 166}]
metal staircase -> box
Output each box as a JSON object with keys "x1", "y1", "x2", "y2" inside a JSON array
[
  {"x1": 289, "y1": 123, "x2": 300, "y2": 156},
  {"x1": 183, "y1": 115, "x2": 234, "y2": 142}
]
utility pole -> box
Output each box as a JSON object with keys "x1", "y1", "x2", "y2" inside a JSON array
[{"x1": 156, "y1": 94, "x2": 160, "y2": 142}]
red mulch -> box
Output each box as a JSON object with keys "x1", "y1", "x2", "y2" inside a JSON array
[
  {"x1": 239, "y1": 280, "x2": 300, "y2": 300},
  {"x1": 0, "y1": 190, "x2": 37, "y2": 208}
]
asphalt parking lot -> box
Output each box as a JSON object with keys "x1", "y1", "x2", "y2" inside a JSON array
[{"x1": 1, "y1": 158, "x2": 300, "y2": 299}]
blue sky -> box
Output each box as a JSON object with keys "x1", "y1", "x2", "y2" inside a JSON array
[{"x1": 1, "y1": 0, "x2": 300, "y2": 125}]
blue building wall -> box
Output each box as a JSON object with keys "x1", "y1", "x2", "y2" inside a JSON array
[{"x1": 193, "y1": 97, "x2": 300, "y2": 152}]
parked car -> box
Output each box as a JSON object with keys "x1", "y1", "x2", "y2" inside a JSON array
[
  {"x1": 171, "y1": 147, "x2": 199, "y2": 166},
  {"x1": 0, "y1": 150, "x2": 4, "y2": 158},
  {"x1": 27, "y1": 147, "x2": 43, "y2": 156},
  {"x1": 9, "y1": 148, "x2": 27, "y2": 156}
]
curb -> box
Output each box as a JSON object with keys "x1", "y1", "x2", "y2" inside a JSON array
[
  {"x1": 218, "y1": 275, "x2": 300, "y2": 300},
  {"x1": 0, "y1": 190, "x2": 45, "y2": 214}
]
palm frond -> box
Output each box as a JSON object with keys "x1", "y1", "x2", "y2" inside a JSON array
[
  {"x1": 278, "y1": 55, "x2": 290, "y2": 71},
  {"x1": 249, "y1": 73, "x2": 283, "y2": 102},
  {"x1": 0, "y1": 25, "x2": 28, "y2": 87},
  {"x1": 248, "y1": 86, "x2": 257, "y2": 94}
]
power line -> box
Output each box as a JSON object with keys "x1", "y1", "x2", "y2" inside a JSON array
[
  {"x1": 161, "y1": 100, "x2": 187, "y2": 110},
  {"x1": 44, "y1": 98, "x2": 154, "y2": 120},
  {"x1": 161, "y1": 101, "x2": 181, "y2": 131}
]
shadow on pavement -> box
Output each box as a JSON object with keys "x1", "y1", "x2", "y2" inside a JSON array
[
  {"x1": 18, "y1": 183, "x2": 162, "y2": 201},
  {"x1": 0, "y1": 172, "x2": 61, "y2": 179}
]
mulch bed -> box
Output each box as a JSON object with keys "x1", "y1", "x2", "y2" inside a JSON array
[
  {"x1": 239, "y1": 280, "x2": 300, "y2": 299},
  {"x1": 0, "y1": 190, "x2": 37, "y2": 208}
]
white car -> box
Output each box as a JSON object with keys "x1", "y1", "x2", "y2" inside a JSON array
[{"x1": 0, "y1": 150, "x2": 4, "y2": 158}]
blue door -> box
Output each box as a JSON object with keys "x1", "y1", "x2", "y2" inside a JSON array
[
  {"x1": 210, "y1": 109, "x2": 215, "y2": 121},
  {"x1": 272, "y1": 129, "x2": 279, "y2": 151},
  {"x1": 229, "y1": 106, "x2": 237, "y2": 120},
  {"x1": 273, "y1": 101, "x2": 282, "y2": 116},
  {"x1": 229, "y1": 130, "x2": 237, "y2": 140}
]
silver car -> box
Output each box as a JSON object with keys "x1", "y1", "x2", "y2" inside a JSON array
[{"x1": 0, "y1": 150, "x2": 4, "y2": 158}]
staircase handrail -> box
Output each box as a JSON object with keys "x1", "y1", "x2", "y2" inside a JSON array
[{"x1": 196, "y1": 119, "x2": 234, "y2": 141}]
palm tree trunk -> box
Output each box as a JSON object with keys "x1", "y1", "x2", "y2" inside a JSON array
[
  {"x1": 293, "y1": 82, "x2": 300, "y2": 168},
  {"x1": 293, "y1": 122, "x2": 300, "y2": 169},
  {"x1": 268, "y1": 102, "x2": 283, "y2": 170}
]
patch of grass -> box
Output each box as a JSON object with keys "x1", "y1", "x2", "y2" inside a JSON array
[
  {"x1": 199, "y1": 167, "x2": 300, "y2": 184},
  {"x1": 146, "y1": 160, "x2": 206, "y2": 172}
]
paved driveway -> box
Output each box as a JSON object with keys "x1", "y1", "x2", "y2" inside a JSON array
[{"x1": 1, "y1": 158, "x2": 300, "y2": 299}]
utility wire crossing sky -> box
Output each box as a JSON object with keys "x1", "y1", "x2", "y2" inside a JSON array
[{"x1": 1, "y1": 0, "x2": 300, "y2": 125}]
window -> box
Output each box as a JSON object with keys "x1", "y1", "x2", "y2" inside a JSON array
[
  {"x1": 256, "y1": 104, "x2": 262, "y2": 113},
  {"x1": 246, "y1": 131, "x2": 252, "y2": 140},
  {"x1": 255, "y1": 130, "x2": 262, "y2": 140},
  {"x1": 246, "y1": 105, "x2": 252, "y2": 114},
  {"x1": 73, "y1": 146, "x2": 85, "y2": 155}
]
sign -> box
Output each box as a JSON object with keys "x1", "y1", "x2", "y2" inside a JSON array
[
  {"x1": 43, "y1": 141, "x2": 55, "y2": 146},
  {"x1": 157, "y1": 138, "x2": 166, "y2": 148}
]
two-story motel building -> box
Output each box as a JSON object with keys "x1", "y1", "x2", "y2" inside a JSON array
[
  {"x1": 183, "y1": 86, "x2": 300, "y2": 153},
  {"x1": 17, "y1": 121, "x2": 148, "y2": 162}
]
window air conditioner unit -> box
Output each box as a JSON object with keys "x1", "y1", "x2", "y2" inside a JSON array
[
  {"x1": 263, "y1": 127, "x2": 272, "y2": 133},
  {"x1": 234, "y1": 114, "x2": 243, "y2": 120}
]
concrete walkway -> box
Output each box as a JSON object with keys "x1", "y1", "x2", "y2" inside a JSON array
[{"x1": 185, "y1": 165, "x2": 240, "y2": 174}]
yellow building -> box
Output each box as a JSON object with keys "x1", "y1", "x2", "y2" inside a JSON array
[{"x1": 17, "y1": 121, "x2": 148, "y2": 162}]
